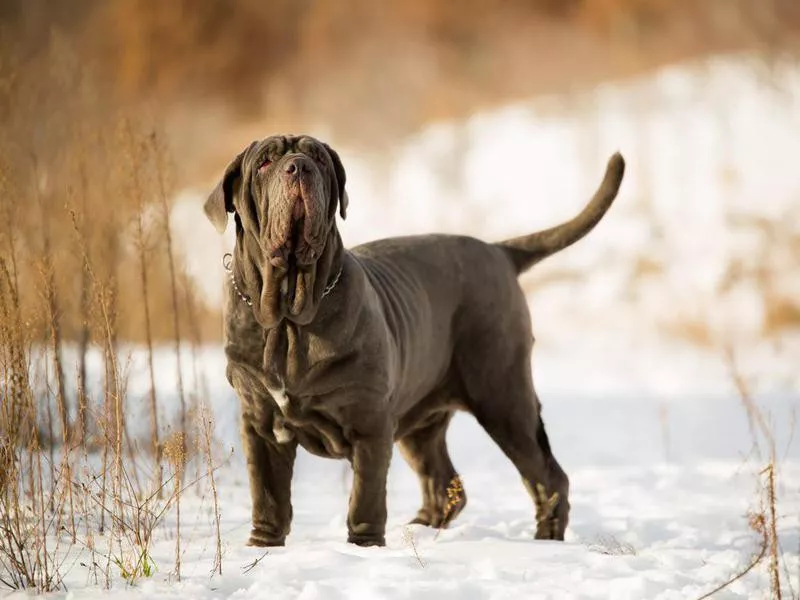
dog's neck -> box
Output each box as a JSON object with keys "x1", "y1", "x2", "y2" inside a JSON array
[
  {"x1": 225, "y1": 229, "x2": 347, "y2": 325},
  {"x1": 259, "y1": 237, "x2": 351, "y2": 390},
  {"x1": 226, "y1": 228, "x2": 344, "y2": 299},
  {"x1": 302, "y1": 232, "x2": 347, "y2": 326}
]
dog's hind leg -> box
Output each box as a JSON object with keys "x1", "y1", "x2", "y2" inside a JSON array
[
  {"x1": 398, "y1": 410, "x2": 466, "y2": 528},
  {"x1": 461, "y1": 352, "x2": 570, "y2": 540}
]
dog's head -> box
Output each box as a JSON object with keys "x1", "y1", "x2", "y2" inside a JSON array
[{"x1": 205, "y1": 135, "x2": 348, "y2": 327}]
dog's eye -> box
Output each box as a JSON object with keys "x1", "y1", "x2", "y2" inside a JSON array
[{"x1": 258, "y1": 159, "x2": 272, "y2": 174}]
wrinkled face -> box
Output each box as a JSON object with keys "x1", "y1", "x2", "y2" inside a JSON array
[{"x1": 204, "y1": 135, "x2": 348, "y2": 328}]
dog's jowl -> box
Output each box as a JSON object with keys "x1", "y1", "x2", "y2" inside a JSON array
[{"x1": 204, "y1": 135, "x2": 625, "y2": 547}]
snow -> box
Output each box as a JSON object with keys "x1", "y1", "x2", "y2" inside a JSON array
[
  {"x1": 13, "y1": 54, "x2": 800, "y2": 598},
  {"x1": 44, "y1": 349, "x2": 799, "y2": 599}
]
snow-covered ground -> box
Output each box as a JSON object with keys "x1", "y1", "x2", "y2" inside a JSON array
[
  {"x1": 40, "y1": 343, "x2": 798, "y2": 599},
  {"x1": 12, "y1": 54, "x2": 800, "y2": 598}
]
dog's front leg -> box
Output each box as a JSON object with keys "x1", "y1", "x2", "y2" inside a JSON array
[
  {"x1": 346, "y1": 425, "x2": 393, "y2": 547},
  {"x1": 242, "y1": 416, "x2": 297, "y2": 547}
]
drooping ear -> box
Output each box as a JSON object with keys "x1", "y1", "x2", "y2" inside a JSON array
[
  {"x1": 204, "y1": 145, "x2": 252, "y2": 233},
  {"x1": 322, "y1": 143, "x2": 348, "y2": 220}
]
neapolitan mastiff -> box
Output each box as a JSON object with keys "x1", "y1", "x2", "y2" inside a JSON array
[{"x1": 204, "y1": 135, "x2": 625, "y2": 547}]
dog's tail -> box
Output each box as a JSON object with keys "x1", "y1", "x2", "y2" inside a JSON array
[{"x1": 496, "y1": 152, "x2": 625, "y2": 274}]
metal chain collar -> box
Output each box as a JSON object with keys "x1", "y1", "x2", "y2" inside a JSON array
[
  {"x1": 222, "y1": 253, "x2": 343, "y2": 307},
  {"x1": 222, "y1": 252, "x2": 253, "y2": 306}
]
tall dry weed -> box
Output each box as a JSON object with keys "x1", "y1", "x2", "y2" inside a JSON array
[
  {"x1": 695, "y1": 348, "x2": 792, "y2": 599},
  {"x1": 0, "y1": 36, "x2": 225, "y2": 590}
]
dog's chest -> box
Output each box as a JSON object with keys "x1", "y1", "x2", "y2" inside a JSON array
[
  {"x1": 261, "y1": 323, "x2": 322, "y2": 389},
  {"x1": 260, "y1": 324, "x2": 353, "y2": 459},
  {"x1": 267, "y1": 384, "x2": 352, "y2": 459},
  {"x1": 261, "y1": 326, "x2": 292, "y2": 389}
]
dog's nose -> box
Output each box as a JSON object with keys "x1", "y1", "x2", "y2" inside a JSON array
[{"x1": 283, "y1": 156, "x2": 311, "y2": 177}]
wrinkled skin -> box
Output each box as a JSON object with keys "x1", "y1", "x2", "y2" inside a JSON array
[
  {"x1": 205, "y1": 134, "x2": 625, "y2": 547},
  {"x1": 205, "y1": 136, "x2": 348, "y2": 329}
]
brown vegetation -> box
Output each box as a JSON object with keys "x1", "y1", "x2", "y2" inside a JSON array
[
  {"x1": 0, "y1": 33, "x2": 216, "y2": 344},
  {"x1": 0, "y1": 17, "x2": 224, "y2": 588},
  {"x1": 4, "y1": 1, "x2": 800, "y2": 177},
  {"x1": 2, "y1": 0, "x2": 799, "y2": 346},
  {"x1": 0, "y1": 218, "x2": 226, "y2": 590},
  {"x1": 693, "y1": 350, "x2": 790, "y2": 599}
]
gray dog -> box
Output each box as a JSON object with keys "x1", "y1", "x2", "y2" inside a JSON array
[{"x1": 204, "y1": 135, "x2": 625, "y2": 547}]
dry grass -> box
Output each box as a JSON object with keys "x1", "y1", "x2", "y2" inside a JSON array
[
  {"x1": 198, "y1": 403, "x2": 224, "y2": 576},
  {"x1": 0, "y1": 32, "x2": 219, "y2": 346},
  {"x1": 3, "y1": 1, "x2": 800, "y2": 188},
  {"x1": 242, "y1": 551, "x2": 270, "y2": 575},
  {"x1": 0, "y1": 58, "x2": 228, "y2": 590},
  {"x1": 695, "y1": 507, "x2": 770, "y2": 600},
  {"x1": 630, "y1": 255, "x2": 665, "y2": 281},
  {"x1": 401, "y1": 527, "x2": 426, "y2": 569},
  {"x1": 693, "y1": 348, "x2": 793, "y2": 599},
  {"x1": 763, "y1": 297, "x2": 800, "y2": 337},
  {"x1": 722, "y1": 208, "x2": 800, "y2": 340},
  {"x1": 2, "y1": 1, "x2": 799, "y2": 347},
  {"x1": 657, "y1": 314, "x2": 718, "y2": 349},
  {"x1": 587, "y1": 534, "x2": 637, "y2": 556}
]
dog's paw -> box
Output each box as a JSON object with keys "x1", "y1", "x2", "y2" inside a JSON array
[
  {"x1": 347, "y1": 534, "x2": 386, "y2": 547},
  {"x1": 408, "y1": 515, "x2": 433, "y2": 527},
  {"x1": 409, "y1": 476, "x2": 467, "y2": 529},
  {"x1": 533, "y1": 483, "x2": 566, "y2": 540},
  {"x1": 534, "y1": 525, "x2": 564, "y2": 541},
  {"x1": 247, "y1": 530, "x2": 286, "y2": 547}
]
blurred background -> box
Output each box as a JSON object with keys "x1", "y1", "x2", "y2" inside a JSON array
[{"x1": 2, "y1": 0, "x2": 800, "y2": 426}]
